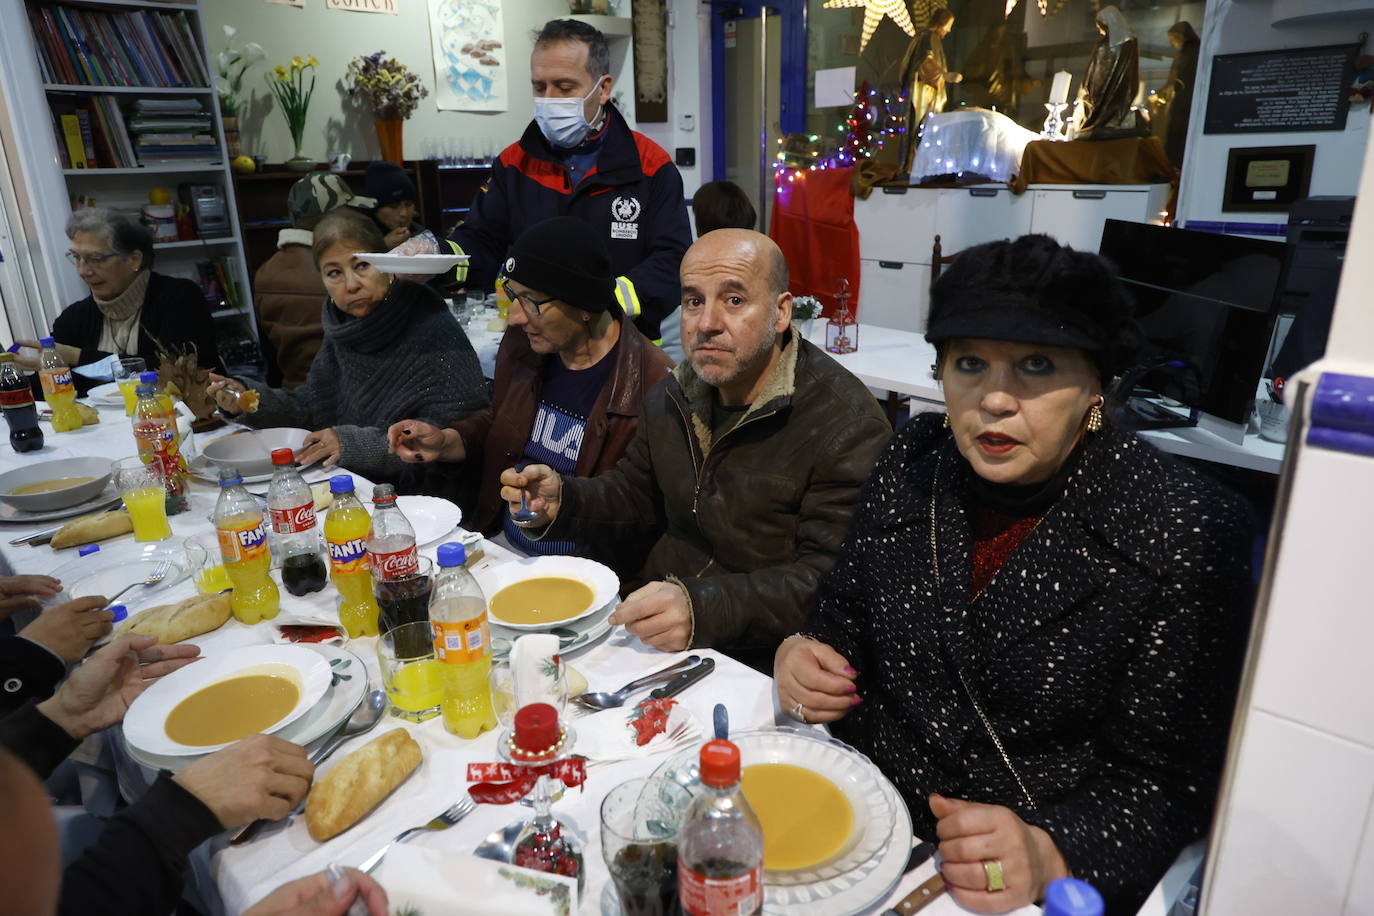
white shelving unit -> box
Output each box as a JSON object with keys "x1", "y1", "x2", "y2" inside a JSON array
[{"x1": 0, "y1": 0, "x2": 255, "y2": 356}]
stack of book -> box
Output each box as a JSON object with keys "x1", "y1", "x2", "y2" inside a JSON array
[
  {"x1": 128, "y1": 99, "x2": 217, "y2": 167},
  {"x1": 27, "y1": 3, "x2": 209, "y2": 88},
  {"x1": 50, "y1": 97, "x2": 218, "y2": 169}
]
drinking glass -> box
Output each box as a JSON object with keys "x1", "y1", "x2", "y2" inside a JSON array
[
  {"x1": 600, "y1": 777, "x2": 693, "y2": 916},
  {"x1": 378, "y1": 620, "x2": 443, "y2": 722},
  {"x1": 489, "y1": 658, "x2": 567, "y2": 729},
  {"x1": 372, "y1": 556, "x2": 433, "y2": 634},
  {"x1": 111, "y1": 456, "x2": 170, "y2": 542},
  {"x1": 184, "y1": 532, "x2": 231, "y2": 594},
  {"x1": 113, "y1": 357, "x2": 147, "y2": 415}
]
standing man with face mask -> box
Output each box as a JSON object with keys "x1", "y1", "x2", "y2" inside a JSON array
[{"x1": 442, "y1": 19, "x2": 692, "y2": 344}]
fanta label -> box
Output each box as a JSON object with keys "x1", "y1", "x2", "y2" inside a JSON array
[
  {"x1": 371, "y1": 546, "x2": 419, "y2": 579},
  {"x1": 270, "y1": 502, "x2": 317, "y2": 535},
  {"x1": 39, "y1": 369, "x2": 74, "y2": 395},
  {"x1": 218, "y1": 520, "x2": 269, "y2": 564},
  {"x1": 328, "y1": 536, "x2": 369, "y2": 574}
]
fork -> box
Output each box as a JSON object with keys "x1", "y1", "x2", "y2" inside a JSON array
[
  {"x1": 104, "y1": 558, "x2": 173, "y2": 606},
  {"x1": 354, "y1": 795, "x2": 477, "y2": 874}
]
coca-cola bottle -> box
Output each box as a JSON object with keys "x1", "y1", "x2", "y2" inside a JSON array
[
  {"x1": 678, "y1": 740, "x2": 764, "y2": 916},
  {"x1": 366, "y1": 483, "x2": 418, "y2": 578},
  {"x1": 267, "y1": 447, "x2": 327, "y2": 596},
  {"x1": 0, "y1": 354, "x2": 44, "y2": 453}
]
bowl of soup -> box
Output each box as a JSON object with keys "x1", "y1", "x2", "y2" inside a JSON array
[
  {"x1": 0, "y1": 456, "x2": 114, "y2": 512},
  {"x1": 473, "y1": 555, "x2": 620, "y2": 630},
  {"x1": 201, "y1": 427, "x2": 310, "y2": 478}
]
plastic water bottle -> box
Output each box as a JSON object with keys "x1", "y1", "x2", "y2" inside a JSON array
[
  {"x1": 324, "y1": 475, "x2": 379, "y2": 637},
  {"x1": 429, "y1": 542, "x2": 496, "y2": 738},
  {"x1": 213, "y1": 466, "x2": 280, "y2": 624},
  {"x1": 366, "y1": 483, "x2": 418, "y2": 578},
  {"x1": 267, "y1": 448, "x2": 327, "y2": 596},
  {"x1": 678, "y1": 739, "x2": 764, "y2": 916},
  {"x1": 37, "y1": 337, "x2": 82, "y2": 433},
  {"x1": 0, "y1": 353, "x2": 44, "y2": 452},
  {"x1": 1043, "y1": 878, "x2": 1105, "y2": 916}
]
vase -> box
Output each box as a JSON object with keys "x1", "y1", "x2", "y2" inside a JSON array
[
  {"x1": 286, "y1": 143, "x2": 312, "y2": 171},
  {"x1": 222, "y1": 116, "x2": 241, "y2": 158},
  {"x1": 374, "y1": 118, "x2": 404, "y2": 165}
]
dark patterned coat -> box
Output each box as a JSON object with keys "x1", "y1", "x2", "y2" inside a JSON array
[{"x1": 812, "y1": 413, "x2": 1253, "y2": 914}]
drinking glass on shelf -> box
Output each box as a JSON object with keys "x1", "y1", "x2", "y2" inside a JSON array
[
  {"x1": 372, "y1": 556, "x2": 433, "y2": 634},
  {"x1": 113, "y1": 357, "x2": 147, "y2": 416},
  {"x1": 378, "y1": 620, "x2": 444, "y2": 722},
  {"x1": 111, "y1": 456, "x2": 170, "y2": 542},
  {"x1": 600, "y1": 777, "x2": 693, "y2": 916},
  {"x1": 184, "y1": 532, "x2": 231, "y2": 594}
]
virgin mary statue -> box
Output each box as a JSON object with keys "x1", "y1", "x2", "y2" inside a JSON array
[{"x1": 1074, "y1": 6, "x2": 1150, "y2": 140}]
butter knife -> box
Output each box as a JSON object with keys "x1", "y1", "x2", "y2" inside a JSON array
[
  {"x1": 648, "y1": 657, "x2": 715, "y2": 699},
  {"x1": 881, "y1": 841, "x2": 944, "y2": 916}
]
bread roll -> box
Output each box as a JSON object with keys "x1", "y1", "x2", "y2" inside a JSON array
[
  {"x1": 50, "y1": 511, "x2": 133, "y2": 549},
  {"x1": 305, "y1": 728, "x2": 423, "y2": 842},
  {"x1": 77, "y1": 402, "x2": 99, "y2": 425},
  {"x1": 113, "y1": 593, "x2": 231, "y2": 643},
  {"x1": 310, "y1": 482, "x2": 332, "y2": 512}
]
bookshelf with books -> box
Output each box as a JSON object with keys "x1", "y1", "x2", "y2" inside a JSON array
[{"x1": 0, "y1": 0, "x2": 260, "y2": 373}]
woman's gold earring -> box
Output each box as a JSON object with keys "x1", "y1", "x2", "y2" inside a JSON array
[
  {"x1": 942, "y1": 414, "x2": 951, "y2": 429},
  {"x1": 1087, "y1": 400, "x2": 1104, "y2": 433}
]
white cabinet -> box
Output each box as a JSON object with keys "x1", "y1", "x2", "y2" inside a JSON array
[
  {"x1": 1028, "y1": 184, "x2": 1172, "y2": 253},
  {"x1": 933, "y1": 187, "x2": 1034, "y2": 252},
  {"x1": 859, "y1": 259, "x2": 930, "y2": 333},
  {"x1": 853, "y1": 188, "x2": 938, "y2": 264}
]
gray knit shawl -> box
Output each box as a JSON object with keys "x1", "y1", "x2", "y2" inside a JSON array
[{"x1": 246, "y1": 279, "x2": 487, "y2": 480}]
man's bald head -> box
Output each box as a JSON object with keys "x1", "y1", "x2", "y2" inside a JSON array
[
  {"x1": 0, "y1": 748, "x2": 60, "y2": 916},
  {"x1": 686, "y1": 229, "x2": 789, "y2": 300}
]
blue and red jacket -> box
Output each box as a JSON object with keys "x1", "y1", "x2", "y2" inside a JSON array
[{"x1": 445, "y1": 105, "x2": 691, "y2": 342}]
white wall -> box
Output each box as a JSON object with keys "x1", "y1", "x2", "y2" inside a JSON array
[{"x1": 1177, "y1": 0, "x2": 1374, "y2": 226}]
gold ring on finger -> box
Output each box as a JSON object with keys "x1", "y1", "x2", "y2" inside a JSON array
[{"x1": 983, "y1": 859, "x2": 1005, "y2": 892}]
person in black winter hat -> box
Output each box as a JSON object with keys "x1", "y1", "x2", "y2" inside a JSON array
[{"x1": 364, "y1": 161, "x2": 432, "y2": 251}]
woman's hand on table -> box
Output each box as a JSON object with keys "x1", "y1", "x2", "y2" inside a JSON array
[
  {"x1": 297, "y1": 428, "x2": 342, "y2": 469},
  {"x1": 773, "y1": 635, "x2": 860, "y2": 724},
  {"x1": 245, "y1": 868, "x2": 388, "y2": 916},
  {"x1": 930, "y1": 793, "x2": 1071, "y2": 913},
  {"x1": 19, "y1": 596, "x2": 114, "y2": 665},
  {"x1": 0, "y1": 574, "x2": 61, "y2": 621},
  {"x1": 388, "y1": 419, "x2": 463, "y2": 463},
  {"x1": 207, "y1": 373, "x2": 247, "y2": 415},
  {"x1": 611, "y1": 580, "x2": 693, "y2": 652},
  {"x1": 499, "y1": 463, "x2": 562, "y2": 524},
  {"x1": 173, "y1": 734, "x2": 314, "y2": 828},
  {"x1": 36, "y1": 634, "x2": 202, "y2": 739}
]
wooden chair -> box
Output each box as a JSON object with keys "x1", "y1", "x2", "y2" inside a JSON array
[{"x1": 930, "y1": 234, "x2": 960, "y2": 287}]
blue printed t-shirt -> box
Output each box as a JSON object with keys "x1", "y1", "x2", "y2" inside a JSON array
[{"x1": 504, "y1": 340, "x2": 619, "y2": 555}]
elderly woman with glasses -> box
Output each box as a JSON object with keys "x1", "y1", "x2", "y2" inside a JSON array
[
  {"x1": 15, "y1": 209, "x2": 219, "y2": 385},
  {"x1": 387, "y1": 216, "x2": 672, "y2": 571},
  {"x1": 209, "y1": 208, "x2": 487, "y2": 482}
]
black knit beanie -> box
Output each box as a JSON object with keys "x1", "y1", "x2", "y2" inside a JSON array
[
  {"x1": 364, "y1": 161, "x2": 416, "y2": 206},
  {"x1": 502, "y1": 216, "x2": 615, "y2": 314}
]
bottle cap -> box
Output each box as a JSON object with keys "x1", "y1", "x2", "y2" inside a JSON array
[
  {"x1": 138, "y1": 371, "x2": 158, "y2": 384},
  {"x1": 328, "y1": 474, "x2": 354, "y2": 494},
  {"x1": 270, "y1": 448, "x2": 295, "y2": 466},
  {"x1": 1043, "y1": 878, "x2": 1104, "y2": 916},
  {"x1": 108, "y1": 604, "x2": 128, "y2": 624},
  {"x1": 436, "y1": 542, "x2": 466, "y2": 567},
  {"x1": 698, "y1": 739, "x2": 741, "y2": 787},
  {"x1": 39, "y1": 337, "x2": 55, "y2": 347},
  {"x1": 0, "y1": 353, "x2": 13, "y2": 364},
  {"x1": 217, "y1": 466, "x2": 243, "y2": 485},
  {"x1": 78, "y1": 544, "x2": 101, "y2": 557},
  {"x1": 510, "y1": 702, "x2": 563, "y2": 761},
  {"x1": 371, "y1": 483, "x2": 396, "y2": 503}
]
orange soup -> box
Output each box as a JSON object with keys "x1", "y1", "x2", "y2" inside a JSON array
[
  {"x1": 489, "y1": 577, "x2": 594, "y2": 625},
  {"x1": 741, "y1": 763, "x2": 854, "y2": 870},
  {"x1": 164, "y1": 673, "x2": 299, "y2": 746}
]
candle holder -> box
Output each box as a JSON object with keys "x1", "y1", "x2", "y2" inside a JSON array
[
  {"x1": 1042, "y1": 102, "x2": 1070, "y2": 141},
  {"x1": 825, "y1": 278, "x2": 859, "y2": 355}
]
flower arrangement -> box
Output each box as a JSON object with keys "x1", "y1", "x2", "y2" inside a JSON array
[
  {"x1": 214, "y1": 25, "x2": 264, "y2": 117},
  {"x1": 792, "y1": 296, "x2": 824, "y2": 321},
  {"x1": 347, "y1": 51, "x2": 429, "y2": 121},
  {"x1": 266, "y1": 55, "x2": 318, "y2": 161}
]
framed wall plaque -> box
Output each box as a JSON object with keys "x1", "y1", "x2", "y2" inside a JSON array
[
  {"x1": 1204, "y1": 44, "x2": 1358, "y2": 134},
  {"x1": 1222, "y1": 145, "x2": 1316, "y2": 212}
]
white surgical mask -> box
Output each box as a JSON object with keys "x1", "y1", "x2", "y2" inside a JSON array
[{"x1": 533, "y1": 79, "x2": 605, "y2": 149}]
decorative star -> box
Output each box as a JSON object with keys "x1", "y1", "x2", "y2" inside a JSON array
[{"x1": 823, "y1": 0, "x2": 916, "y2": 52}]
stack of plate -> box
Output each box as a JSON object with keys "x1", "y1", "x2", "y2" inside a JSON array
[
  {"x1": 471, "y1": 555, "x2": 620, "y2": 660},
  {"x1": 122, "y1": 643, "x2": 368, "y2": 772},
  {"x1": 651, "y1": 728, "x2": 914, "y2": 915}
]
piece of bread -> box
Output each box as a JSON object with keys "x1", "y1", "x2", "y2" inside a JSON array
[
  {"x1": 77, "y1": 402, "x2": 99, "y2": 425},
  {"x1": 306, "y1": 728, "x2": 423, "y2": 842},
  {"x1": 112, "y1": 592, "x2": 231, "y2": 643},
  {"x1": 310, "y1": 481, "x2": 332, "y2": 512},
  {"x1": 50, "y1": 510, "x2": 133, "y2": 549}
]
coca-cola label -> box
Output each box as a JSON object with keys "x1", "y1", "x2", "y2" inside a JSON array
[
  {"x1": 371, "y1": 546, "x2": 419, "y2": 578},
  {"x1": 270, "y1": 502, "x2": 317, "y2": 534},
  {"x1": 0, "y1": 388, "x2": 35, "y2": 409},
  {"x1": 39, "y1": 368, "x2": 73, "y2": 395},
  {"x1": 327, "y1": 536, "x2": 369, "y2": 574},
  {"x1": 679, "y1": 863, "x2": 761, "y2": 916}
]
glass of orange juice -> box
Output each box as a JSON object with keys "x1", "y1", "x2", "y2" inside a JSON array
[
  {"x1": 378, "y1": 621, "x2": 444, "y2": 722},
  {"x1": 113, "y1": 357, "x2": 147, "y2": 416},
  {"x1": 184, "y1": 533, "x2": 232, "y2": 594},
  {"x1": 111, "y1": 456, "x2": 170, "y2": 542}
]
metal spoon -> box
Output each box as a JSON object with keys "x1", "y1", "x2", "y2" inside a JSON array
[
  {"x1": 572, "y1": 655, "x2": 701, "y2": 711},
  {"x1": 510, "y1": 462, "x2": 541, "y2": 527},
  {"x1": 472, "y1": 819, "x2": 526, "y2": 864},
  {"x1": 228, "y1": 688, "x2": 386, "y2": 846}
]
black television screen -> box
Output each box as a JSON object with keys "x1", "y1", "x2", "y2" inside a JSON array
[{"x1": 1098, "y1": 220, "x2": 1285, "y2": 425}]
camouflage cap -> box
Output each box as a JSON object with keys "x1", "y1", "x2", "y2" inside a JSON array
[{"x1": 287, "y1": 173, "x2": 376, "y2": 222}]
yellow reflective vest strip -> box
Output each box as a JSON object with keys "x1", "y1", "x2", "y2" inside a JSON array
[
  {"x1": 613, "y1": 275, "x2": 641, "y2": 319},
  {"x1": 445, "y1": 239, "x2": 470, "y2": 285}
]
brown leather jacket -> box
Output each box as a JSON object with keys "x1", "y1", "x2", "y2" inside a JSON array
[
  {"x1": 552, "y1": 331, "x2": 892, "y2": 668},
  {"x1": 253, "y1": 243, "x2": 325, "y2": 388},
  {"x1": 452, "y1": 314, "x2": 673, "y2": 548}
]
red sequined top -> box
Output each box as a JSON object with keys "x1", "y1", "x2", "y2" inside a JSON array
[{"x1": 970, "y1": 505, "x2": 1045, "y2": 597}]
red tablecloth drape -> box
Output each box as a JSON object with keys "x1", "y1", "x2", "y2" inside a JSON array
[{"x1": 769, "y1": 168, "x2": 862, "y2": 320}]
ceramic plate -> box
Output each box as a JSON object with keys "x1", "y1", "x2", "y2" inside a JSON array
[
  {"x1": 0, "y1": 487, "x2": 122, "y2": 525},
  {"x1": 47, "y1": 540, "x2": 192, "y2": 607},
  {"x1": 124, "y1": 644, "x2": 333, "y2": 756},
  {"x1": 363, "y1": 495, "x2": 461, "y2": 545},
  {"x1": 187, "y1": 453, "x2": 335, "y2": 487},
  {"x1": 361, "y1": 252, "x2": 469, "y2": 274},
  {"x1": 124, "y1": 644, "x2": 367, "y2": 773},
  {"x1": 489, "y1": 599, "x2": 615, "y2": 661},
  {"x1": 473, "y1": 555, "x2": 620, "y2": 630},
  {"x1": 200, "y1": 428, "x2": 310, "y2": 478},
  {"x1": 651, "y1": 727, "x2": 913, "y2": 915},
  {"x1": 88, "y1": 381, "x2": 125, "y2": 405}
]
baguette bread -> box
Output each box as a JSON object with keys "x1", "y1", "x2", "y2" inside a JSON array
[
  {"x1": 305, "y1": 728, "x2": 423, "y2": 842},
  {"x1": 113, "y1": 593, "x2": 231, "y2": 644},
  {"x1": 77, "y1": 402, "x2": 99, "y2": 425},
  {"x1": 50, "y1": 510, "x2": 133, "y2": 549}
]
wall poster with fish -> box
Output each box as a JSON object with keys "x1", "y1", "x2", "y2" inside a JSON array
[{"x1": 428, "y1": 0, "x2": 508, "y2": 112}]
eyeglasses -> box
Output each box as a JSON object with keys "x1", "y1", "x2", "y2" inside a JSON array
[
  {"x1": 66, "y1": 251, "x2": 120, "y2": 268},
  {"x1": 501, "y1": 278, "x2": 558, "y2": 317}
]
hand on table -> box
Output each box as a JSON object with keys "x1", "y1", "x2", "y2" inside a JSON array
[
  {"x1": 36, "y1": 633, "x2": 201, "y2": 739},
  {"x1": 19, "y1": 596, "x2": 114, "y2": 665},
  {"x1": 207, "y1": 373, "x2": 248, "y2": 415},
  {"x1": 931, "y1": 793, "x2": 1070, "y2": 913},
  {"x1": 773, "y1": 635, "x2": 859, "y2": 724},
  {"x1": 297, "y1": 428, "x2": 342, "y2": 469},
  {"x1": 387, "y1": 420, "x2": 462, "y2": 463},
  {"x1": 610, "y1": 581, "x2": 693, "y2": 652},
  {"x1": 498, "y1": 463, "x2": 561, "y2": 525},
  {"x1": 0, "y1": 575, "x2": 61, "y2": 621},
  {"x1": 244, "y1": 868, "x2": 388, "y2": 916},
  {"x1": 173, "y1": 733, "x2": 314, "y2": 829}
]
